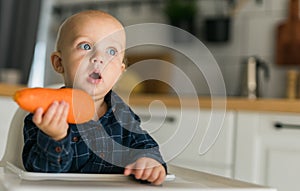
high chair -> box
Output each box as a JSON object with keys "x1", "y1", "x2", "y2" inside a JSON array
[
  {"x1": 0, "y1": 108, "x2": 28, "y2": 169},
  {"x1": 0, "y1": 84, "x2": 64, "y2": 169}
]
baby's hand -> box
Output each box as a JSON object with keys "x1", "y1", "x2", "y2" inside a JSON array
[
  {"x1": 32, "y1": 101, "x2": 69, "y2": 141},
  {"x1": 124, "y1": 157, "x2": 166, "y2": 185}
]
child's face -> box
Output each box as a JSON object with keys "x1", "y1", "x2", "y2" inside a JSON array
[{"x1": 52, "y1": 12, "x2": 126, "y2": 98}]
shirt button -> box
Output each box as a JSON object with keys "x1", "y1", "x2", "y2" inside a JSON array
[
  {"x1": 72, "y1": 136, "x2": 79, "y2": 142},
  {"x1": 99, "y1": 153, "x2": 105, "y2": 158},
  {"x1": 55, "y1": 146, "x2": 62, "y2": 153}
]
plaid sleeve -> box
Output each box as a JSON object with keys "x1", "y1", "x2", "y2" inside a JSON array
[
  {"x1": 22, "y1": 114, "x2": 74, "y2": 172},
  {"x1": 110, "y1": 92, "x2": 167, "y2": 173},
  {"x1": 127, "y1": 112, "x2": 167, "y2": 173}
]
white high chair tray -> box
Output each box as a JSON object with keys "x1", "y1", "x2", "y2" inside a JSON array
[{"x1": 5, "y1": 162, "x2": 175, "y2": 182}]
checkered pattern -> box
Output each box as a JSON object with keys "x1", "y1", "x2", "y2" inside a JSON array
[{"x1": 22, "y1": 91, "x2": 167, "y2": 173}]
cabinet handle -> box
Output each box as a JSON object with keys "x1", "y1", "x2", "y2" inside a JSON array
[
  {"x1": 139, "y1": 115, "x2": 176, "y2": 123},
  {"x1": 274, "y1": 122, "x2": 300, "y2": 130}
]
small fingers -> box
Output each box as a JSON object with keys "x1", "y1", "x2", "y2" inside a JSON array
[
  {"x1": 152, "y1": 169, "x2": 166, "y2": 185},
  {"x1": 124, "y1": 158, "x2": 166, "y2": 185},
  {"x1": 32, "y1": 107, "x2": 44, "y2": 125},
  {"x1": 124, "y1": 160, "x2": 147, "y2": 180},
  {"x1": 140, "y1": 167, "x2": 153, "y2": 181},
  {"x1": 124, "y1": 163, "x2": 135, "y2": 176},
  {"x1": 62, "y1": 101, "x2": 69, "y2": 120},
  {"x1": 132, "y1": 160, "x2": 146, "y2": 180},
  {"x1": 41, "y1": 101, "x2": 59, "y2": 126},
  {"x1": 32, "y1": 101, "x2": 69, "y2": 138},
  {"x1": 56, "y1": 101, "x2": 69, "y2": 123},
  {"x1": 146, "y1": 166, "x2": 160, "y2": 182}
]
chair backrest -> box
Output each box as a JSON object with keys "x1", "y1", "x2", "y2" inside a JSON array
[
  {"x1": 0, "y1": 84, "x2": 65, "y2": 169},
  {"x1": 0, "y1": 108, "x2": 28, "y2": 169}
]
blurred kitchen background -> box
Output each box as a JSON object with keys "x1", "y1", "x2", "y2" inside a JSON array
[
  {"x1": 0, "y1": 0, "x2": 297, "y2": 98},
  {"x1": 3, "y1": 1, "x2": 300, "y2": 191}
]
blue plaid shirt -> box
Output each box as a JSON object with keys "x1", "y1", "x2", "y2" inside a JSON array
[{"x1": 22, "y1": 90, "x2": 167, "y2": 174}]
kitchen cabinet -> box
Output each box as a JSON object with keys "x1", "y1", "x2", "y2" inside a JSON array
[
  {"x1": 170, "y1": 109, "x2": 236, "y2": 178},
  {"x1": 132, "y1": 101, "x2": 300, "y2": 191},
  {"x1": 234, "y1": 111, "x2": 300, "y2": 191},
  {"x1": 132, "y1": 106, "x2": 236, "y2": 178}
]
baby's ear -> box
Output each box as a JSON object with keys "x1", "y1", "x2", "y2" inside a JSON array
[
  {"x1": 121, "y1": 62, "x2": 126, "y2": 72},
  {"x1": 51, "y1": 51, "x2": 64, "y2": 73}
]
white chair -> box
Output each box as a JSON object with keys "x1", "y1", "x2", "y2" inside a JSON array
[
  {"x1": 0, "y1": 108, "x2": 28, "y2": 169},
  {"x1": 0, "y1": 83, "x2": 65, "y2": 169}
]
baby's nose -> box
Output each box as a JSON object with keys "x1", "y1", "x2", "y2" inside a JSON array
[{"x1": 90, "y1": 52, "x2": 104, "y2": 64}]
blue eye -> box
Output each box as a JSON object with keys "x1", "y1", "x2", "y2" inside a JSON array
[
  {"x1": 107, "y1": 47, "x2": 117, "y2": 56},
  {"x1": 79, "y1": 43, "x2": 91, "y2": 50}
]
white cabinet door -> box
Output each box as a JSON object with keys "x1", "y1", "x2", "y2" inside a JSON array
[
  {"x1": 131, "y1": 106, "x2": 188, "y2": 162},
  {"x1": 235, "y1": 111, "x2": 300, "y2": 191},
  {"x1": 170, "y1": 109, "x2": 236, "y2": 178},
  {"x1": 132, "y1": 106, "x2": 235, "y2": 178}
]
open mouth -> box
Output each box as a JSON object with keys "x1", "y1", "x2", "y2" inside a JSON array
[{"x1": 89, "y1": 71, "x2": 102, "y2": 80}]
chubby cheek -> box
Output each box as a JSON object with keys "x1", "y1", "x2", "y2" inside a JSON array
[
  {"x1": 104, "y1": 64, "x2": 124, "y2": 85},
  {"x1": 112, "y1": 60, "x2": 125, "y2": 77},
  {"x1": 60, "y1": 52, "x2": 85, "y2": 86},
  {"x1": 63, "y1": 69, "x2": 77, "y2": 87},
  {"x1": 63, "y1": 62, "x2": 88, "y2": 87}
]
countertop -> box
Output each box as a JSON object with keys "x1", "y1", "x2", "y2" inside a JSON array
[
  {"x1": 0, "y1": 83, "x2": 26, "y2": 97},
  {"x1": 123, "y1": 93, "x2": 300, "y2": 113},
  {"x1": 0, "y1": 164, "x2": 275, "y2": 190},
  {"x1": 1, "y1": 83, "x2": 300, "y2": 113}
]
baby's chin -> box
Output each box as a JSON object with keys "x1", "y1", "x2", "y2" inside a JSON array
[{"x1": 84, "y1": 85, "x2": 110, "y2": 98}]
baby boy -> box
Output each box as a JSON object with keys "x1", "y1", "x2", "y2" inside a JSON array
[{"x1": 22, "y1": 10, "x2": 167, "y2": 185}]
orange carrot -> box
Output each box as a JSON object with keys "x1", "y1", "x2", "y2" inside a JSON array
[{"x1": 13, "y1": 88, "x2": 95, "y2": 124}]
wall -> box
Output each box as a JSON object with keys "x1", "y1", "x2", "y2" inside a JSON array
[
  {"x1": 204, "y1": 0, "x2": 289, "y2": 98},
  {"x1": 43, "y1": 0, "x2": 292, "y2": 98},
  {"x1": 177, "y1": 0, "x2": 291, "y2": 98}
]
